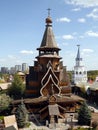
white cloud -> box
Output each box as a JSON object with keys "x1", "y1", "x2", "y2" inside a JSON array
[
  {"x1": 82, "y1": 49, "x2": 94, "y2": 53},
  {"x1": 0, "y1": 58, "x2": 6, "y2": 62},
  {"x1": 62, "y1": 42, "x2": 69, "y2": 46},
  {"x1": 56, "y1": 17, "x2": 71, "y2": 22},
  {"x1": 8, "y1": 55, "x2": 16, "y2": 59},
  {"x1": 20, "y1": 50, "x2": 36, "y2": 54},
  {"x1": 87, "y1": 8, "x2": 98, "y2": 20},
  {"x1": 79, "y1": 35, "x2": 85, "y2": 39},
  {"x1": 72, "y1": 8, "x2": 81, "y2": 11},
  {"x1": 81, "y1": 48, "x2": 94, "y2": 57},
  {"x1": 62, "y1": 35, "x2": 74, "y2": 40},
  {"x1": 65, "y1": 0, "x2": 98, "y2": 8},
  {"x1": 85, "y1": 30, "x2": 98, "y2": 37},
  {"x1": 78, "y1": 18, "x2": 86, "y2": 23}
]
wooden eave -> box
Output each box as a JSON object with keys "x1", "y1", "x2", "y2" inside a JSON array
[
  {"x1": 11, "y1": 96, "x2": 48, "y2": 105},
  {"x1": 54, "y1": 94, "x2": 85, "y2": 103},
  {"x1": 37, "y1": 47, "x2": 61, "y2": 51},
  {"x1": 36, "y1": 55, "x2": 61, "y2": 59}
]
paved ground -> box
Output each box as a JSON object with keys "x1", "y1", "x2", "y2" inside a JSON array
[{"x1": 19, "y1": 122, "x2": 70, "y2": 130}]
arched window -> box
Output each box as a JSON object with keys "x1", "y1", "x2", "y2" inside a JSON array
[{"x1": 79, "y1": 72, "x2": 82, "y2": 74}]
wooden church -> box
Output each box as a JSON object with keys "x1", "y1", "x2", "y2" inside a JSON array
[{"x1": 13, "y1": 11, "x2": 84, "y2": 124}]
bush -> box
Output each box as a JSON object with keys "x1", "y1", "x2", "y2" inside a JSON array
[
  {"x1": 7, "y1": 74, "x2": 25, "y2": 99},
  {"x1": 15, "y1": 101, "x2": 29, "y2": 128},
  {"x1": 0, "y1": 94, "x2": 12, "y2": 113},
  {"x1": 78, "y1": 101, "x2": 91, "y2": 126}
]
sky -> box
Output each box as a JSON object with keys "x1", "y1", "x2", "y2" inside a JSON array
[{"x1": 0, "y1": 0, "x2": 98, "y2": 71}]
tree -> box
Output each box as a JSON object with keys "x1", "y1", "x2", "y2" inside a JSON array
[
  {"x1": 15, "y1": 100, "x2": 29, "y2": 128},
  {"x1": 7, "y1": 74, "x2": 25, "y2": 99},
  {"x1": 87, "y1": 70, "x2": 98, "y2": 81},
  {"x1": 78, "y1": 101, "x2": 91, "y2": 126},
  {"x1": 0, "y1": 94, "x2": 12, "y2": 113}
]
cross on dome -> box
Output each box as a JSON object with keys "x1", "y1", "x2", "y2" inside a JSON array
[{"x1": 47, "y1": 8, "x2": 51, "y2": 17}]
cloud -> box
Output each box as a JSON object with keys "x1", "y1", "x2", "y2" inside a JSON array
[
  {"x1": 65, "y1": 0, "x2": 98, "y2": 8},
  {"x1": 0, "y1": 58, "x2": 6, "y2": 62},
  {"x1": 87, "y1": 8, "x2": 98, "y2": 20},
  {"x1": 56, "y1": 17, "x2": 71, "y2": 23},
  {"x1": 62, "y1": 42, "x2": 69, "y2": 46},
  {"x1": 78, "y1": 18, "x2": 86, "y2": 23},
  {"x1": 72, "y1": 8, "x2": 81, "y2": 11},
  {"x1": 85, "y1": 30, "x2": 98, "y2": 37},
  {"x1": 8, "y1": 55, "x2": 16, "y2": 59},
  {"x1": 62, "y1": 35, "x2": 74, "y2": 40},
  {"x1": 79, "y1": 35, "x2": 85, "y2": 39},
  {"x1": 20, "y1": 50, "x2": 36, "y2": 55},
  {"x1": 82, "y1": 48, "x2": 94, "y2": 57},
  {"x1": 82, "y1": 49, "x2": 94, "y2": 53}
]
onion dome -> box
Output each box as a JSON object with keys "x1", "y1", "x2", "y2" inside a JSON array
[{"x1": 46, "y1": 16, "x2": 52, "y2": 24}]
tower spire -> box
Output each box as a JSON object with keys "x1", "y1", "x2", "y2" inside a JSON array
[
  {"x1": 76, "y1": 44, "x2": 80, "y2": 60},
  {"x1": 76, "y1": 44, "x2": 82, "y2": 66},
  {"x1": 73, "y1": 45, "x2": 87, "y2": 84}
]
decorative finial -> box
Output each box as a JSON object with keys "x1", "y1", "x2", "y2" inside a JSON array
[
  {"x1": 46, "y1": 8, "x2": 52, "y2": 24},
  {"x1": 77, "y1": 44, "x2": 80, "y2": 48},
  {"x1": 47, "y1": 8, "x2": 51, "y2": 17}
]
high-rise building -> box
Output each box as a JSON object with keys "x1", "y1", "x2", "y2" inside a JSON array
[
  {"x1": 9, "y1": 67, "x2": 15, "y2": 74},
  {"x1": 15, "y1": 65, "x2": 21, "y2": 72},
  {"x1": 1, "y1": 67, "x2": 9, "y2": 74},
  {"x1": 22, "y1": 63, "x2": 28, "y2": 72}
]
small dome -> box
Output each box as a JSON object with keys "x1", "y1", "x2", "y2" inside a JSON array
[
  {"x1": 17, "y1": 71, "x2": 25, "y2": 76},
  {"x1": 46, "y1": 16, "x2": 52, "y2": 24}
]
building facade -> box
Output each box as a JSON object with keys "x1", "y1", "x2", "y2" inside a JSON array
[
  {"x1": 22, "y1": 63, "x2": 28, "y2": 73},
  {"x1": 72, "y1": 45, "x2": 87, "y2": 84},
  {"x1": 12, "y1": 13, "x2": 84, "y2": 124}
]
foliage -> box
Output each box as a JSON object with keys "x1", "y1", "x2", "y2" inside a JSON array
[
  {"x1": 0, "y1": 116, "x2": 4, "y2": 120},
  {"x1": 15, "y1": 100, "x2": 29, "y2": 128},
  {"x1": 0, "y1": 94, "x2": 12, "y2": 112},
  {"x1": 0, "y1": 73, "x2": 9, "y2": 83},
  {"x1": 67, "y1": 71, "x2": 73, "y2": 82},
  {"x1": 87, "y1": 70, "x2": 98, "y2": 81},
  {"x1": 7, "y1": 74, "x2": 25, "y2": 99},
  {"x1": 78, "y1": 101, "x2": 91, "y2": 126}
]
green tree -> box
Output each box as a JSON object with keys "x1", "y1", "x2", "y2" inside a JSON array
[
  {"x1": 0, "y1": 94, "x2": 12, "y2": 113},
  {"x1": 87, "y1": 70, "x2": 98, "y2": 81},
  {"x1": 78, "y1": 101, "x2": 91, "y2": 126},
  {"x1": 7, "y1": 74, "x2": 25, "y2": 99},
  {"x1": 15, "y1": 100, "x2": 29, "y2": 128}
]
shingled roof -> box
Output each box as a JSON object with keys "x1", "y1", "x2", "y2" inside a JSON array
[{"x1": 37, "y1": 16, "x2": 60, "y2": 50}]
